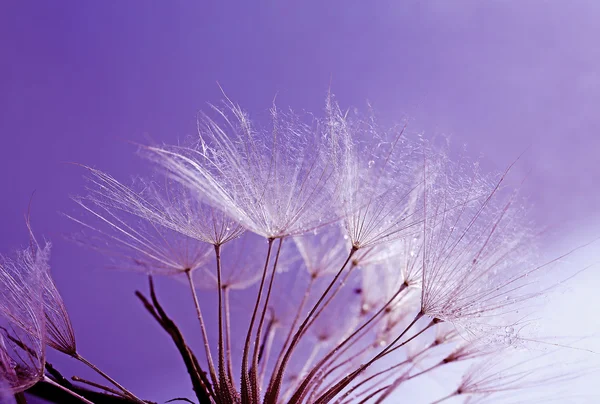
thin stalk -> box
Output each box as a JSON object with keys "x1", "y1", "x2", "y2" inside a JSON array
[
  {"x1": 357, "y1": 385, "x2": 389, "y2": 404},
  {"x1": 241, "y1": 238, "x2": 275, "y2": 404},
  {"x1": 430, "y1": 391, "x2": 457, "y2": 404},
  {"x1": 288, "y1": 283, "x2": 409, "y2": 403},
  {"x1": 265, "y1": 247, "x2": 357, "y2": 404},
  {"x1": 72, "y1": 376, "x2": 126, "y2": 397},
  {"x1": 258, "y1": 320, "x2": 278, "y2": 388},
  {"x1": 43, "y1": 375, "x2": 95, "y2": 404},
  {"x1": 270, "y1": 276, "x2": 316, "y2": 376},
  {"x1": 322, "y1": 315, "x2": 384, "y2": 377},
  {"x1": 339, "y1": 357, "x2": 412, "y2": 402},
  {"x1": 376, "y1": 319, "x2": 437, "y2": 360},
  {"x1": 297, "y1": 264, "x2": 358, "y2": 342},
  {"x1": 75, "y1": 354, "x2": 145, "y2": 403},
  {"x1": 312, "y1": 312, "x2": 423, "y2": 404},
  {"x1": 223, "y1": 286, "x2": 235, "y2": 386},
  {"x1": 348, "y1": 340, "x2": 435, "y2": 400},
  {"x1": 373, "y1": 369, "x2": 414, "y2": 404},
  {"x1": 214, "y1": 244, "x2": 232, "y2": 401},
  {"x1": 250, "y1": 237, "x2": 285, "y2": 401},
  {"x1": 282, "y1": 343, "x2": 321, "y2": 403},
  {"x1": 184, "y1": 269, "x2": 219, "y2": 391}
]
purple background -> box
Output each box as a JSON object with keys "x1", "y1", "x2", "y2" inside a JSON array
[{"x1": 1, "y1": 1, "x2": 599, "y2": 402}]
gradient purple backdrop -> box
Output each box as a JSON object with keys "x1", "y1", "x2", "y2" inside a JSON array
[{"x1": 1, "y1": 1, "x2": 599, "y2": 402}]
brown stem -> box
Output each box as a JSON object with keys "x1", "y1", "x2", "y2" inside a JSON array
[
  {"x1": 430, "y1": 391, "x2": 458, "y2": 404},
  {"x1": 313, "y1": 312, "x2": 423, "y2": 404},
  {"x1": 270, "y1": 275, "x2": 315, "y2": 381},
  {"x1": 28, "y1": 380, "x2": 142, "y2": 404},
  {"x1": 185, "y1": 269, "x2": 219, "y2": 391},
  {"x1": 72, "y1": 376, "x2": 126, "y2": 397},
  {"x1": 136, "y1": 279, "x2": 213, "y2": 404},
  {"x1": 75, "y1": 354, "x2": 145, "y2": 404},
  {"x1": 288, "y1": 283, "x2": 409, "y2": 403},
  {"x1": 223, "y1": 286, "x2": 235, "y2": 386},
  {"x1": 214, "y1": 244, "x2": 233, "y2": 402},
  {"x1": 241, "y1": 238, "x2": 275, "y2": 404},
  {"x1": 265, "y1": 247, "x2": 357, "y2": 404},
  {"x1": 297, "y1": 264, "x2": 358, "y2": 342},
  {"x1": 258, "y1": 317, "x2": 278, "y2": 388},
  {"x1": 43, "y1": 376, "x2": 94, "y2": 404},
  {"x1": 251, "y1": 237, "x2": 285, "y2": 401}
]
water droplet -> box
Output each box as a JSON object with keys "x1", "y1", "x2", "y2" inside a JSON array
[
  {"x1": 504, "y1": 336, "x2": 513, "y2": 345},
  {"x1": 343, "y1": 234, "x2": 349, "y2": 240},
  {"x1": 368, "y1": 160, "x2": 375, "y2": 168},
  {"x1": 505, "y1": 326, "x2": 514, "y2": 334}
]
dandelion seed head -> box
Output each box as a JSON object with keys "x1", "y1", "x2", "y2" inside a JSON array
[
  {"x1": 0, "y1": 236, "x2": 46, "y2": 394},
  {"x1": 146, "y1": 99, "x2": 340, "y2": 239},
  {"x1": 55, "y1": 95, "x2": 598, "y2": 404}
]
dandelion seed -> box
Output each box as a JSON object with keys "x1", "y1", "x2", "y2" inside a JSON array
[{"x1": 145, "y1": 96, "x2": 339, "y2": 239}]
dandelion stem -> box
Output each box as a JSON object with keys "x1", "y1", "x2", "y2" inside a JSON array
[
  {"x1": 359, "y1": 385, "x2": 390, "y2": 404},
  {"x1": 321, "y1": 324, "x2": 432, "y2": 402},
  {"x1": 184, "y1": 269, "x2": 219, "y2": 392},
  {"x1": 136, "y1": 281, "x2": 214, "y2": 403},
  {"x1": 282, "y1": 342, "x2": 321, "y2": 403},
  {"x1": 75, "y1": 354, "x2": 145, "y2": 403},
  {"x1": 312, "y1": 312, "x2": 423, "y2": 404},
  {"x1": 258, "y1": 316, "x2": 278, "y2": 388},
  {"x1": 43, "y1": 375, "x2": 95, "y2": 404},
  {"x1": 72, "y1": 375, "x2": 126, "y2": 397},
  {"x1": 214, "y1": 244, "x2": 231, "y2": 400},
  {"x1": 298, "y1": 264, "x2": 358, "y2": 342},
  {"x1": 430, "y1": 391, "x2": 458, "y2": 404},
  {"x1": 223, "y1": 286, "x2": 235, "y2": 387},
  {"x1": 288, "y1": 282, "x2": 409, "y2": 403},
  {"x1": 268, "y1": 275, "x2": 315, "y2": 396},
  {"x1": 251, "y1": 237, "x2": 285, "y2": 399},
  {"x1": 276, "y1": 276, "x2": 315, "y2": 365},
  {"x1": 265, "y1": 247, "x2": 357, "y2": 404},
  {"x1": 241, "y1": 237, "x2": 275, "y2": 404}
]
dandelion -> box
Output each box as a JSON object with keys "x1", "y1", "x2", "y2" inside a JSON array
[
  {"x1": 430, "y1": 349, "x2": 589, "y2": 403},
  {"x1": 326, "y1": 96, "x2": 424, "y2": 250},
  {"x1": 4, "y1": 94, "x2": 595, "y2": 404},
  {"x1": 415, "y1": 152, "x2": 567, "y2": 340},
  {"x1": 146, "y1": 95, "x2": 339, "y2": 240},
  {"x1": 0, "y1": 242, "x2": 46, "y2": 396},
  {"x1": 70, "y1": 167, "x2": 251, "y2": 398},
  {"x1": 0, "y1": 223, "x2": 97, "y2": 404}
]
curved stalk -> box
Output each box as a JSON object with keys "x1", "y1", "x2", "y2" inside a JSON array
[
  {"x1": 43, "y1": 376, "x2": 95, "y2": 404},
  {"x1": 75, "y1": 354, "x2": 145, "y2": 403},
  {"x1": 184, "y1": 269, "x2": 219, "y2": 392},
  {"x1": 241, "y1": 238, "x2": 275, "y2": 404}
]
